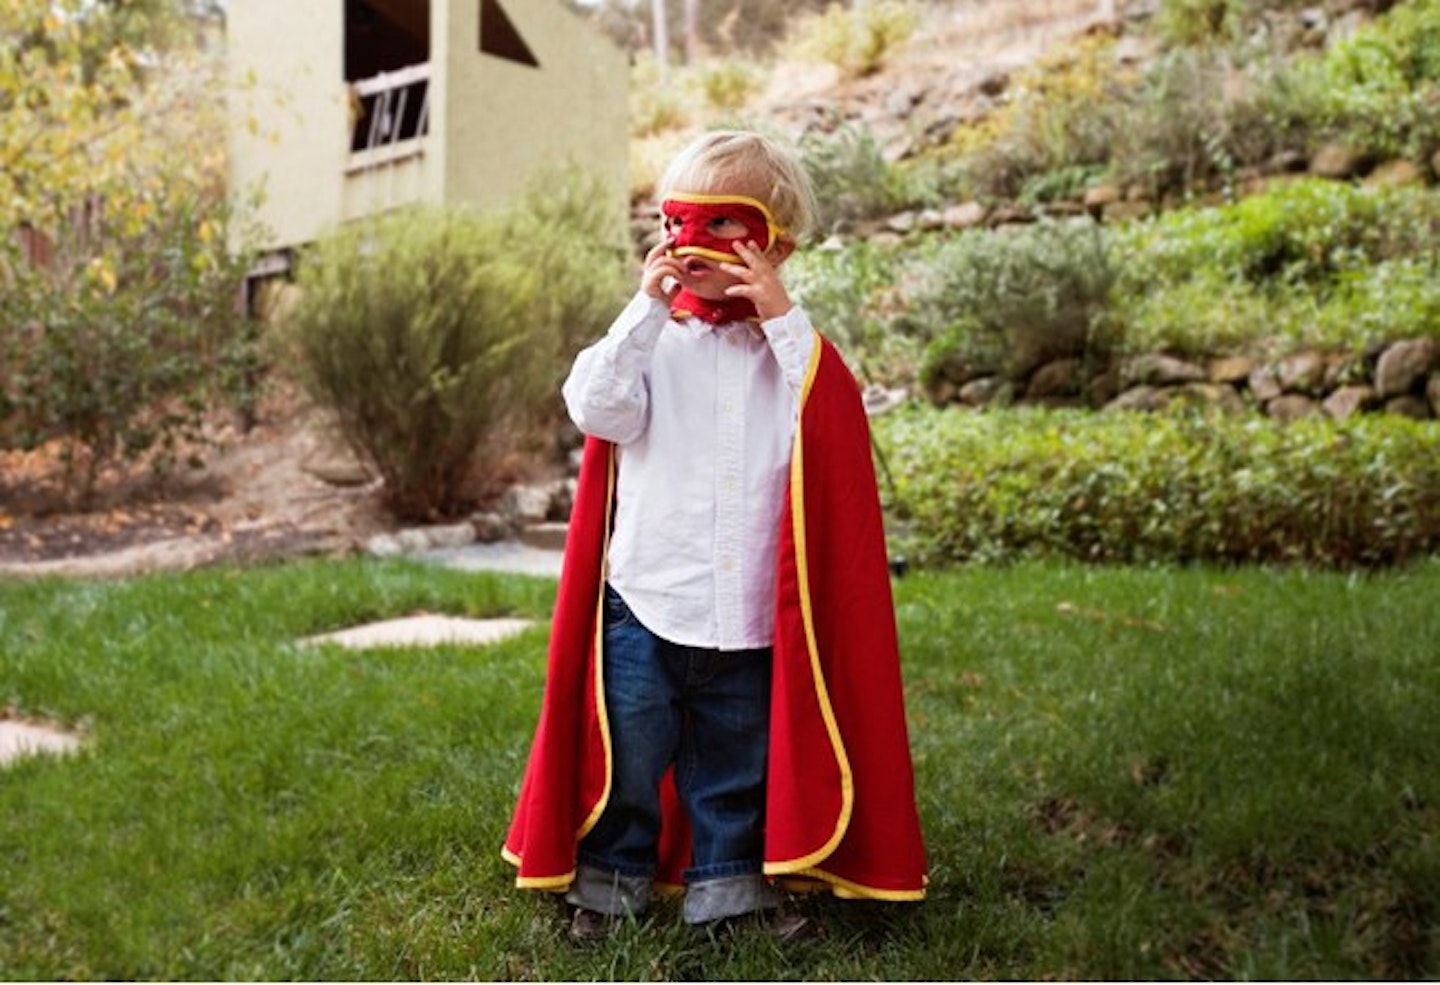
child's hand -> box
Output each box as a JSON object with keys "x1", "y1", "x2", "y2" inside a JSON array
[
  {"x1": 641, "y1": 239, "x2": 683, "y2": 303},
  {"x1": 721, "y1": 240, "x2": 793, "y2": 321}
]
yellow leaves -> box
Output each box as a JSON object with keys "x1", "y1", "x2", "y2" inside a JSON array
[{"x1": 88, "y1": 258, "x2": 118, "y2": 294}]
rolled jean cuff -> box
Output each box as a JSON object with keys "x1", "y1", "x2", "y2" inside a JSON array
[
  {"x1": 565, "y1": 864, "x2": 653, "y2": 917},
  {"x1": 682, "y1": 872, "x2": 779, "y2": 925}
]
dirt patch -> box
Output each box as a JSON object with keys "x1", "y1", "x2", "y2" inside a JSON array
[{"x1": 0, "y1": 386, "x2": 395, "y2": 579}]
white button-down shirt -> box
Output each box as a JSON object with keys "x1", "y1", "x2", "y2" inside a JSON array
[{"x1": 562, "y1": 292, "x2": 817, "y2": 650}]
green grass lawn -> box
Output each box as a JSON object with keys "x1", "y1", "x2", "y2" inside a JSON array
[{"x1": 2, "y1": 557, "x2": 1438, "y2": 980}]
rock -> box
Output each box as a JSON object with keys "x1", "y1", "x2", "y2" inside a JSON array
[
  {"x1": 1101, "y1": 200, "x2": 1154, "y2": 223},
  {"x1": 1430, "y1": 372, "x2": 1440, "y2": 416},
  {"x1": 1276, "y1": 350, "x2": 1328, "y2": 395},
  {"x1": 1432, "y1": 148, "x2": 1440, "y2": 182},
  {"x1": 1248, "y1": 364, "x2": 1283, "y2": 402},
  {"x1": 394, "y1": 528, "x2": 433, "y2": 553},
  {"x1": 1122, "y1": 353, "x2": 1206, "y2": 387},
  {"x1": 942, "y1": 201, "x2": 988, "y2": 230},
  {"x1": 1364, "y1": 159, "x2": 1424, "y2": 188},
  {"x1": 367, "y1": 533, "x2": 404, "y2": 558},
  {"x1": 470, "y1": 511, "x2": 513, "y2": 543},
  {"x1": 425, "y1": 522, "x2": 477, "y2": 550},
  {"x1": 1310, "y1": 142, "x2": 1365, "y2": 179},
  {"x1": 1384, "y1": 395, "x2": 1432, "y2": 420},
  {"x1": 1374, "y1": 338, "x2": 1438, "y2": 398},
  {"x1": 1103, "y1": 385, "x2": 1166, "y2": 413},
  {"x1": 987, "y1": 204, "x2": 1036, "y2": 227},
  {"x1": 885, "y1": 211, "x2": 918, "y2": 234},
  {"x1": 1323, "y1": 385, "x2": 1376, "y2": 420},
  {"x1": 925, "y1": 377, "x2": 959, "y2": 406},
  {"x1": 1083, "y1": 184, "x2": 1122, "y2": 210},
  {"x1": 958, "y1": 376, "x2": 1009, "y2": 407},
  {"x1": 1170, "y1": 383, "x2": 1247, "y2": 414},
  {"x1": 1026, "y1": 358, "x2": 1084, "y2": 399},
  {"x1": 977, "y1": 71, "x2": 1009, "y2": 97},
  {"x1": 863, "y1": 384, "x2": 909, "y2": 416},
  {"x1": 519, "y1": 522, "x2": 569, "y2": 552},
  {"x1": 503, "y1": 484, "x2": 554, "y2": 525},
  {"x1": 1208, "y1": 355, "x2": 1254, "y2": 385},
  {"x1": 1266, "y1": 394, "x2": 1320, "y2": 422}
]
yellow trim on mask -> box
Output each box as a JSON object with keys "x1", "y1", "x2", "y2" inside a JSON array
[{"x1": 661, "y1": 191, "x2": 788, "y2": 247}]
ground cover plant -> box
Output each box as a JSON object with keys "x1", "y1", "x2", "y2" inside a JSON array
[
  {"x1": 2, "y1": 557, "x2": 1439, "y2": 979},
  {"x1": 880, "y1": 405, "x2": 1440, "y2": 567}
]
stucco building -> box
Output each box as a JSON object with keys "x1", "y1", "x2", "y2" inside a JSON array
[{"x1": 227, "y1": 0, "x2": 629, "y2": 270}]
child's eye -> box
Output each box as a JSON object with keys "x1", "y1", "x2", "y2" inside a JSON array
[{"x1": 708, "y1": 216, "x2": 745, "y2": 236}]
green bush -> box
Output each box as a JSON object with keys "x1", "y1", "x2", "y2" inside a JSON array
[
  {"x1": 902, "y1": 221, "x2": 1117, "y2": 388},
  {"x1": 1115, "y1": 178, "x2": 1440, "y2": 286},
  {"x1": 1108, "y1": 178, "x2": 1440, "y2": 354},
  {"x1": 880, "y1": 405, "x2": 1440, "y2": 568},
  {"x1": 786, "y1": 238, "x2": 918, "y2": 383},
  {"x1": 951, "y1": 37, "x2": 1126, "y2": 202},
  {"x1": 798, "y1": 121, "x2": 937, "y2": 232},
  {"x1": 279, "y1": 179, "x2": 629, "y2": 521},
  {"x1": 0, "y1": 194, "x2": 253, "y2": 503},
  {"x1": 795, "y1": 0, "x2": 918, "y2": 79}
]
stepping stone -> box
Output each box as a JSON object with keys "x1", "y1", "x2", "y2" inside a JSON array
[
  {"x1": 0, "y1": 719, "x2": 82, "y2": 767},
  {"x1": 301, "y1": 614, "x2": 535, "y2": 650},
  {"x1": 422, "y1": 539, "x2": 564, "y2": 578}
]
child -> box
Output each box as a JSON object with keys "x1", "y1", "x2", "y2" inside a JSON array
[{"x1": 502, "y1": 130, "x2": 926, "y2": 939}]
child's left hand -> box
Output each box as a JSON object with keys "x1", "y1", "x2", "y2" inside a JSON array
[{"x1": 721, "y1": 240, "x2": 794, "y2": 322}]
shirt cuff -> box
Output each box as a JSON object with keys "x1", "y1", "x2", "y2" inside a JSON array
[{"x1": 761, "y1": 305, "x2": 818, "y2": 391}]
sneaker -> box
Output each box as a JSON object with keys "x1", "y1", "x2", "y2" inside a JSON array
[{"x1": 569, "y1": 907, "x2": 617, "y2": 942}]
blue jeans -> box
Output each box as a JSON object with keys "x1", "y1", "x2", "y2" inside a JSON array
[{"x1": 569, "y1": 585, "x2": 776, "y2": 923}]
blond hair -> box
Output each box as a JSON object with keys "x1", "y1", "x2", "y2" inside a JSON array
[{"x1": 656, "y1": 130, "x2": 818, "y2": 243}]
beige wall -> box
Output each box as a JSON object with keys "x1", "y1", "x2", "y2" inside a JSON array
[
  {"x1": 229, "y1": 0, "x2": 627, "y2": 255},
  {"x1": 442, "y1": 0, "x2": 630, "y2": 237},
  {"x1": 227, "y1": 0, "x2": 349, "y2": 252}
]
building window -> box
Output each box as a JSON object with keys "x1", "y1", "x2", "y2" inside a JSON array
[{"x1": 480, "y1": 0, "x2": 539, "y2": 68}]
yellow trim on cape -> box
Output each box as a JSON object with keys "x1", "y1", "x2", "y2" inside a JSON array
[
  {"x1": 773, "y1": 868, "x2": 928, "y2": 902},
  {"x1": 576, "y1": 446, "x2": 617, "y2": 840},
  {"x1": 502, "y1": 447, "x2": 616, "y2": 888},
  {"x1": 764, "y1": 335, "x2": 856, "y2": 876}
]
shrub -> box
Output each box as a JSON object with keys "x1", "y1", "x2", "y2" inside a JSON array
[
  {"x1": 279, "y1": 179, "x2": 630, "y2": 521},
  {"x1": 689, "y1": 59, "x2": 762, "y2": 112},
  {"x1": 880, "y1": 405, "x2": 1440, "y2": 568},
  {"x1": 798, "y1": 121, "x2": 937, "y2": 231},
  {"x1": 951, "y1": 36, "x2": 1127, "y2": 201},
  {"x1": 1113, "y1": 178, "x2": 1440, "y2": 289},
  {"x1": 786, "y1": 238, "x2": 918, "y2": 383},
  {"x1": 0, "y1": 193, "x2": 254, "y2": 503},
  {"x1": 903, "y1": 220, "x2": 1118, "y2": 388},
  {"x1": 792, "y1": 0, "x2": 919, "y2": 79}
]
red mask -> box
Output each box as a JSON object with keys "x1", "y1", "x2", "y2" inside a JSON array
[{"x1": 660, "y1": 193, "x2": 785, "y2": 265}]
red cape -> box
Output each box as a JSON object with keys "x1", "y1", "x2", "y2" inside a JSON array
[{"x1": 502, "y1": 335, "x2": 926, "y2": 900}]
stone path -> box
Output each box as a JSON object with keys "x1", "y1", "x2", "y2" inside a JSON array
[
  {"x1": 301, "y1": 613, "x2": 536, "y2": 650},
  {"x1": 0, "y1": 719, "x2": 82, "y2": 767},
  {"x1": 420, "y1": 538, "x2": 565, "y2": 579},
  {"x1": 2, "y1": 536, "x2": 565, "y2": 769}
]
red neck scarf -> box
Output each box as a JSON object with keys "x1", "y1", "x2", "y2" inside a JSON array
[{"x1": 670, "y1": 288, "x2": 758, "y2": 325}]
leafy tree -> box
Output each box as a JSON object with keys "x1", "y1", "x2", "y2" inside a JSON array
[{"x1": 1, "y1": 0, "x2": 258, "y2": 503}]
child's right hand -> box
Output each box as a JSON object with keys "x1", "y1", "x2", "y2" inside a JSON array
[{"x1": 641, "y1": 239, "x2": 683, "y2": 304}]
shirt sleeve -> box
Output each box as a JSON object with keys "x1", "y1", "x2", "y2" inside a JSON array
[
  {"x1": 562, "y1": 291, "x2": 670, "y2": 445},
  {"x1": 761, "y1": 304, "x2": 819, "y2": 399}
]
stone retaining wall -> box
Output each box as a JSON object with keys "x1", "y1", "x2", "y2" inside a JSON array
[{"x1": 926, "y1": 336, "x2": 1440, "y2": 421}]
